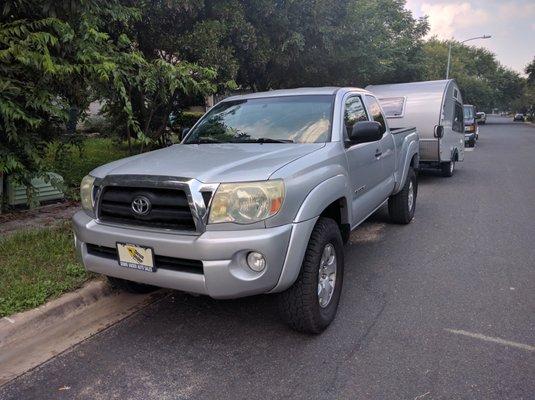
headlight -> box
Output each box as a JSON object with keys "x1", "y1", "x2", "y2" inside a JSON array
[
  {"x1": 208, "y1": 180, "x2": 284, "y2": 224},
  {"x1": 80, "y1": 175, "x2": 96, "y2": 213}
]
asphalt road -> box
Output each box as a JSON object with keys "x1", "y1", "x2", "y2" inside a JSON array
[{"x1": 1, "y1": 116, "x2": 534, "y2": 400}]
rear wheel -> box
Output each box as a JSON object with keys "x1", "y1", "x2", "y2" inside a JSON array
[
  {"x1": 441, "y1": 160, "x2": 455, "y2": 177},
  {"x1": 278, "y1": 217, "x2": 344, "y2": 334},
  {"x1": 388, "y1": 167, "x2": 417, "y2": 224},
  {"x1": 108, "y1": 276, "x2": 157, "y2": 294}
]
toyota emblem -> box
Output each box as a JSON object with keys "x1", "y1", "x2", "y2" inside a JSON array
[{"x1": 131, "y1": 196, "x2": 151, "y2": 216}]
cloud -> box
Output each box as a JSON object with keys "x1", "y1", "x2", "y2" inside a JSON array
[
  {"x1": 420, "y1": 2, "x2": 490, "y2": 38},
  {"x1": 497, "y1": 1, "x2": 535, "y2": 20},
  {"x1": 405, "y1": 0, "x2": 534, "y2": 74}
]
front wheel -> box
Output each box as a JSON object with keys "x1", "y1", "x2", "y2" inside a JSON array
[
  {"x1": 277, "y1": 217, "x2": 344, "y2": 334},
  {"x1": 388, "y1": 167, "x2": 417, "y2": 224}
]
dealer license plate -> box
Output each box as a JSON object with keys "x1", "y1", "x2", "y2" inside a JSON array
[{"x1": 116, "y1": 243, "x2": 155, "y2": 272}]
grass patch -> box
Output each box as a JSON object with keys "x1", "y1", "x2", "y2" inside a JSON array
[{"x1": 0, "y1": 222, "x2": 91, "y2": 317}]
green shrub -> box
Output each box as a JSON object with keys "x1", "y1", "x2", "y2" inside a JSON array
[
  {"x1": 43, "y1": 137, "x2": 131, "y2": 200},
  {"x1": 81, "y1": 115, "x2": 112, "y2": 134},
  {"x1": 170, "y1": 111, "x2": 205, "y2": 130}
]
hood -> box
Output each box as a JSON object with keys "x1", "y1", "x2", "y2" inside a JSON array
[{"x1": 91, "y1": 143, "x2": 325, "y2": 183}]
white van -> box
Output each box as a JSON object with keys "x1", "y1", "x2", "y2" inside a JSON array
[{"x1": 366, "y1": 79, "x2": 465, "y2": 177}]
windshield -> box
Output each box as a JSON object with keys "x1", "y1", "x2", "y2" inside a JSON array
[
  {"x1": 463, "y1": 106, "x2": 474, "y2": 119},
  {"x1": 184, "y1": 95, "x2": 334, "y2": 144}
]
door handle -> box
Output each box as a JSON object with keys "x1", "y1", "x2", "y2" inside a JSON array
[{"x1": 374, "y1": 149, "x2": 382, "y2": 158}]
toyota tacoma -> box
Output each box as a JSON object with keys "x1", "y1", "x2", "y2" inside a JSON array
[{"x1": 73, "y1": 87, "x2": 419, "y2": 333}]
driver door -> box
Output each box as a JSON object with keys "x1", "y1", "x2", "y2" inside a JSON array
[{"x1": 343, "y1": 95, "x2": 384, "y2": 225}]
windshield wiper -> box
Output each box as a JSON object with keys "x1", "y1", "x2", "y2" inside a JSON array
[
  {"x1": 189, "y1": 138, "x2": 223, "y2": 144},
  {"x1": 249, "y1": 138, "x2": 294, "y2": 144}
]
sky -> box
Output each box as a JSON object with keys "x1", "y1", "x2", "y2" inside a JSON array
[{"x1": 405, "y1": 0, "x2": 534, "y2": 75}]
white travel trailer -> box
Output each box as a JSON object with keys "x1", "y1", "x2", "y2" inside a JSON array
[{"x1": 366, "y1": 80, "x2": 465, "y2": 177}]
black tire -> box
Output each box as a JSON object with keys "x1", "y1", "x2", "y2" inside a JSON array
[
  {"x1": 278, "y1": 217, "x2": 344, "y2": 334},
  {"x1": 107, "y1": 276, "x2": 157, "y2": 294},
  {"x1": 469, "y1": 140, "x2": 475, "y2": 147},
  {"x1": 388, "y1": 167, "x2": 417, "y2": 224},
  {"x1": 441, "y1": 160, "x2": 455, "y2": 177}
]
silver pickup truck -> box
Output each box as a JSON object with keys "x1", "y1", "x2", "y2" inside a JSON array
[{"x1": 73, "y1": 87, "x2": 419, "y2": 333}]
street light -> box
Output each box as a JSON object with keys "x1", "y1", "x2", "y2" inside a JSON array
[{"x1": 445, "y1": 35, "x2": 491, "y2": 79}]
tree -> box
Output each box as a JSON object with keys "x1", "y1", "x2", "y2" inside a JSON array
[
  {"x1": 0, "y1": 0, "x2": 217, "y2": 190},
  {"x1": 421, "y1": 38, "x2": 525, "y2": 111},
  {"x1": 512, "y1": 57, "x2": 535, "y2": 117},
  {"x1": 0, "y1": 0, "x2": 135, "y2": 186},
  {"x1": 122, "y1": 0, "x2": 429, "y2": 92},
  {"x1": 234, "y1": 0, "x2": 429, "y2": 89},
  {"x1": 526, "y1": 57, "x2": 535, "y2": 86}
]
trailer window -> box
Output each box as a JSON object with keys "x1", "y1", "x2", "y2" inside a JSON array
[
  {"x1": 365, "y1": 95, "x2": 387, "y2": 134},
  {"x1": 453, "y1": 102, "x2": 464, "y2": 132},
  {"x1": 378, "y1": 97, "x2": 405, "y2": 117}
]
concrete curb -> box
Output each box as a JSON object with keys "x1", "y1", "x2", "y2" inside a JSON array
[
  {"x1": 0, "y1": 280, "x2": 113, "y2": 347},
  {"x1": 0, "y1": 279, "x2": 167, "y2": 386}
]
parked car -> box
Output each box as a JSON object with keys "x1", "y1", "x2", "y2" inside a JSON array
[
  {"x1": 476, "y1": 111, "x2": 486, "y2": 124},
  {"x1": 513, "y1": 113, "x2": 525, "y2": 122},
  {"x1": 463, "y1": 104, "x2": 478, "y2": 147},
  {"x1": 367, "y1": 79, "x2": 464, "y2": 177},
  {"x1": 73, "y1": 87, "x2": 419, "y2": 333}
]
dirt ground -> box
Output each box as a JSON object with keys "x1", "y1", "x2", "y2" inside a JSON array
[{"x1": 0, "y1": 202, "x2": 80, "y2": 236}]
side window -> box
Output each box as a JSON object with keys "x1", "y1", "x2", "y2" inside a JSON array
[
  {"x1": 365, "y1": 95, "x2": 387, "y2": 134},
  {"x1": 453, "y1": 102, "x2": 464, "y2": 132},
  {"x1": 344, "y1": 96, "x2": 368, "y2": 138}
]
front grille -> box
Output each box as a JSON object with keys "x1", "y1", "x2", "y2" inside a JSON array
[
  {"x1": 98, "y1": 186, "x2": 196, "y2": 231},
  {"x1": 86, "y1": 244, "x2": 203, "y2": 274}
]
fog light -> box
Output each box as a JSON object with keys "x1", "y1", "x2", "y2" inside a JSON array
[{"x1": 246, "y1": 251, "x2": 266, "y2": 272}]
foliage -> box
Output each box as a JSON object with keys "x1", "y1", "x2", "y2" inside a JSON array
[
  {"x1": 81, "y1": 114, "x2": 112, "y2": 134},
  {"x1": 42, "y1": 137, "x2": 132, "y2": 199},
  {"x1": 0, "y1": 0, "x2": 140, "y2": 189},
  {"x1": 100, "y1": 53, "x2": 216, "y2": 151},
  {"x1": 0, "y1": 0, "x2": 217, "y2": 199},
  {"x1": 231, "y1": 0, "x2": 429, "y2": 89},
  {"x1": 526, "y1": 57, "x2": 535, "y2": 86},
  {"x1": 1, "y1": 0, "x2": 530, "y2": 200},
  {"x1": 511, "y1": 57, "x2": 535, "y2": 116},
  {"x1": 117, "y1": 0, "x2": 428, "y2": 91},
  {"x1": 0, "y1": 222, "x2": 90, "y2": 317},
  {"x1": 170, "y1": 111, "x2": 204, "y2": 130},
  {"x1": 421, "y1": 38, "x2": 525, "y2": 111}
]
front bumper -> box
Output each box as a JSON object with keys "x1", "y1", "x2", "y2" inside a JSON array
[
  {"x1": 464, "y1": 132, "x2": 476, "y2": 142},
  {"x1": 73, "y1": 211, "x2": 316, "y2": 299}
]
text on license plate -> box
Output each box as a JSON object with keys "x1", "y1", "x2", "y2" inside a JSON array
[{"x1": 116, "y1": 243, "x2": 155, "y2": 272}]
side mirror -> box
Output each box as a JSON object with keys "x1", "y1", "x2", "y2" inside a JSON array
[
  {"x1": 180, "y1": 127, "x2": 190, "y2": 141},
  {"x1": 348, "y1": 121, "x2": 382, "y2": 144},
  {"x1": 434, "y1": 125, "x2": 444, "y2": 138}
]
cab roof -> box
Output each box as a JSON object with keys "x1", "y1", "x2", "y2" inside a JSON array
[{"x1": 224, "y1": 87, "x2": 370, "y2": 101}]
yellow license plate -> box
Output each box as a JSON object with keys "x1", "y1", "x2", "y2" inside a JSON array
[{"x1": 116, "y1": 243, "x2": 155, "y2": 272}]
